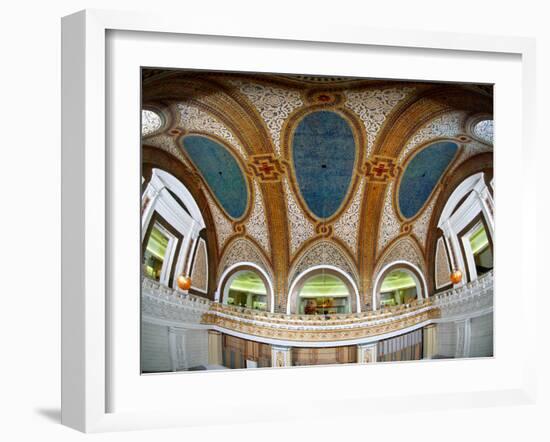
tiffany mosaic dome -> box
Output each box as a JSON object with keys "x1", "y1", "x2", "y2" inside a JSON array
[{"x1": 140, "y1": 70, "x2": 494, "y2": 371}]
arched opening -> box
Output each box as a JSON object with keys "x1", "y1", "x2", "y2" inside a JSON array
[
  {"x1": 373, "y1": 262, "x2": 426, "y2": 310},
  {"x1": 288, "y1": 266, "x2": 359, "y2": 314},
  {"x1": 225, "y1": 270, "x2": 268, "y2": 310},
  {"x1": 425, "y1": 153, "x2": 493, "y2": 294},
  {"x1": 218, "y1": 264, "x2": 274, "y2": 312},
  {"x1": 467, "y1": 221, "x2": 493, "y2": 276},
  {"x1": 435, "y1": 171, "x2": 494, "y2": 285},
  {"x1": 142, "y1": 221, "x2": 174, "y2": 282},
  {"x1": 142, "y1": 147, "x2": 220, "y2": 299},
  {"x1": 379, "y1": 268, "x2": 419, "y2": 307},
  {"x1": 297, "y1": 273, "x2": 351, "y2": 315},
  {"x1": 141, "y1": 166, "x2": 213, "y2": 295}
]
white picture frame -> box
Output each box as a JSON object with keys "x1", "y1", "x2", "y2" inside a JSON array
[{"x1": 61, "y1": 9, "x2": 537, "y2": 433}]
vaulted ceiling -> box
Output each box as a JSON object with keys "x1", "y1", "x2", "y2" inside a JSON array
[{"x1": 141, "y1": 69, "x2": 493, "y2": 311}]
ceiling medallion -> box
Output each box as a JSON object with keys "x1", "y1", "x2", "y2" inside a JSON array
[
  {"x1": 169, "y1": 127, "x2": 184, "y2": 137},
  {"x1": 315, "y1": 222, "x2": 333, "y2": 238},
  {"x1": 233, "y1": 223, "x2": 246, "y2": 234},
  {"x1": 305, "y1": 90, "x2": 343, "y2": 106},
  {"x1": 317, "y1": 94, "x2": 332, "y2": 102}
]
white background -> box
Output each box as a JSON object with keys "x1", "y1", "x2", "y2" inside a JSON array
[{"x1": 1, "y1": 0, "x2": 548, "y2": 441}]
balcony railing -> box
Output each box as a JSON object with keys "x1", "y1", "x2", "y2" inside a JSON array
[
  {"x1": 141, "y1": 277, "x2": 211, "y2": 325},
  {"x1": 432, "y1": 270, "x2": 493, "y2": 318},
  {"x1": 141, "y1": 270, "x2": 493, "y2": 342}
]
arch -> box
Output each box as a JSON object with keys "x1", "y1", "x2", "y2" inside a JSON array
[
  {"x1": 424, "y1": 153, "x2": 493, "y2": 294},
  {"x1": 289, "y1": 239, "x2": 359, "y2": 289},
  {"x1": 287, "y1": 265, "x2": 361, "y2": 314},
  {"x1": 216, "y1": 262, "x2": 275, "y2": 313},
  {"x1": 376, "y1": 236, "x2": 425, "y2": 278},
  {"x1": 434, "y1": 171, "x2": 493, "y2": 286},
  {"x1": 372, "y1": 260, "x2": 428, "y2": 311},
  {"x1": 437, "y1": 172, "x2": 485, "y2": 227},
  {"x1": 142, "y1": 145, "x2": 219, "y2": 299},
  {"x1": 151, "y1": 168, "x2": 206, "y2": 229},
  {"x1": 217, "y1": 236, "x2": 272, "y2": 280}
]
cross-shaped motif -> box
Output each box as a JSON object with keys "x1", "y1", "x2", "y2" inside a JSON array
[
  {"x1": 365, "y1": 156, "x2": 399, "y2": 183},
  {"x1": 372, "y1": 163, "x2": 390, "y2": 177},
  {"x1": 248, "y1": 154, "x2": 284, "y2": 182},
  {"x1": 258, "y1": 162, "x2": 275, "y2": 175}
]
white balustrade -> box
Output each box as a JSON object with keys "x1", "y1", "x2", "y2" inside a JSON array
[{"x1": 141, "y1": 270, "x2": 493, "y2": 334}]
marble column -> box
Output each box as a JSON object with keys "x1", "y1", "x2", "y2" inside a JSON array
[
  {"x1": 357, "y1": 343, "x2": 378, "y2": 364},
  {"x1": 271, "y1": 346, "x2": 292, "y2": 367},
  {"x1": 423, "y1": 324, "x2": 438, "y2": 359},
  {"x1": 208, "y1": 330, "x2": 223, "y2": 366}
]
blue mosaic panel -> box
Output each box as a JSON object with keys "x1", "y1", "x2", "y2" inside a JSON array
[
  {"x1": 398, "y1": 141, "x2": 458, "y2": 219},
  {"x1": 182, "y1": 135, "x2": 248, "y2": 219},
  {"x1": 292, "y1": 111, "x2": 356, "y2": 219}
]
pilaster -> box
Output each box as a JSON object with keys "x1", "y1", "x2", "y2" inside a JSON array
[
  {"x1": 422, "y1": 324, "x2": 438, "y2": 359},
  {"x1": 357, "y1": 343, "x2": 378, "y2": 363},
  {"x1": 208, "y1": 330, "x2": 223, "y2": 366},
  {"x1": 271, "y1": 346, "x2": 292, "y2": 367}
]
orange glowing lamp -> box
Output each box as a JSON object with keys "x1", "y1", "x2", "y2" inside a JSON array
[
  {"x1": 450, "y1": 269, "x2": 463, "y2": 285},
  {"x1": 177, "y1": 275, "x2": 192, "y2": 290}
]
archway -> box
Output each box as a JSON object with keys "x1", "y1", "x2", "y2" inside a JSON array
[
  {"x1": 217, "y1": 263, "x2": 274, "y2": 312},
  {"x1": 141, "y1": 168, "x2": 209, "y2": 291},
  {"x1": 372, "y1": 261, "x2": 427, "y2": 310},
  {"x1": 142, "y1": 146, "x2": 219, "y2": 299},
  {"x1": 287, "y1": 265, "x2": 360, "y2": 314}
]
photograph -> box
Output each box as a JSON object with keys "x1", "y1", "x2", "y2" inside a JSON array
[{"x1": 140, "y1": 70, "x2": 494, "y2": 372}]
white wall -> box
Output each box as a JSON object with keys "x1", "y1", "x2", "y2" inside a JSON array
[
  {"x1": 141, "y1": 321, "x2": 209, "y2": 373},
  {"x1": 182, "y1": 329, "x2": 209, "y2": 368},
  {"x1": 140, "y1": 322, "x2": 172, "y2": 373},
  {"x1": 435, "y1": 313, "x2": 493, "y2": 358},
  {"x1": 470, "y1": 313, "x2": 494, "y2": 358},
  {"x1": 436, "y1": 321, "x2": 458, "y2": 358}
]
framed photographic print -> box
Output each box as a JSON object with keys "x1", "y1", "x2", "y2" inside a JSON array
[{"x1": 61, "y1": 9, "x2": 537, "y2": 433}]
